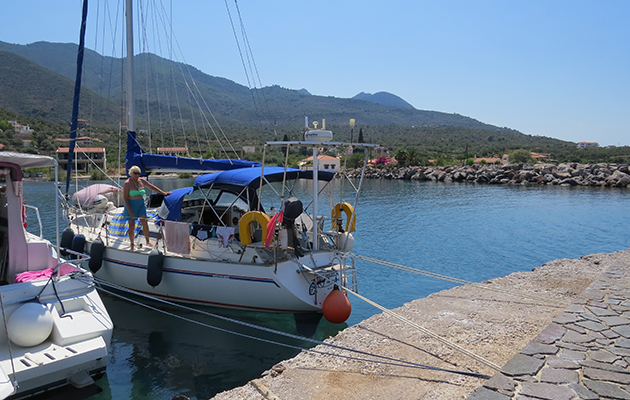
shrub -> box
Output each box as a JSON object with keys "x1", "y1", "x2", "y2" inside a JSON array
[
  {"x1": 509, "y1": 149, "x2": 535, "y2": 164},
  {"x1": 90, "y1": 169, "x2": 107, "y2": 180}
]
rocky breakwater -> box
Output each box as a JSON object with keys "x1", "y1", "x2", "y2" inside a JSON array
[{"x1": 348, "y1": 163, "x2": 630, "y2": 188}]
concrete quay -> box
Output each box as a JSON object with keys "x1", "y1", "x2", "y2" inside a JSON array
[
  {"x1": 211, "y1": 251, "x2": 630, "y2": 400},
  {"x1": 469, "y1": 264, "x2": 630, "y2": 400}
]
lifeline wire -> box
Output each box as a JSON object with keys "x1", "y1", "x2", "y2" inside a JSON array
[
  {"x1": 92, "y1": 278, "x2": 490, "y2": 379},
  {"x1": 352, "y1": 253, "x2": 564, "y2": 307}
]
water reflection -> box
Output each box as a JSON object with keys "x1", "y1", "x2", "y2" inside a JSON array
[{"x1": 89, "y1": 291, "x2": 344, "y2": 400}]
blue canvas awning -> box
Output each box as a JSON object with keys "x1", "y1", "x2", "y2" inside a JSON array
[{"x1": 195, "y1": 166, "x2": 335, "y2": 189}]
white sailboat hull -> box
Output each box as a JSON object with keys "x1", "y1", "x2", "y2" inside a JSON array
[{"x1": 86, "y1": 239, "x2": 343, "y2": 313}]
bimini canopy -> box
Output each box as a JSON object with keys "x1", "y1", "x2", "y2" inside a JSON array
[
  {"x1": 0, "y1": 152, "x2": 57, "y2": 170},
  {"x1": 195, "y1": 166, "x2": 335, "y2": 189}
]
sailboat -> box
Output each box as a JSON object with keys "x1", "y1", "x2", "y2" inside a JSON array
[
  {"x1": 63, "y1": 1, "x2": 376, "y2": 321},
  {"x1": 0, "y1": 152, "x2": 113, "y2": 399}
]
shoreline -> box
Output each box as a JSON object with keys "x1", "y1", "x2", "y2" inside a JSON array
[
  {"x1": 211, "y1": 249, "x2": 629, "y2": 399},
  {"x1": 348, "y1": 162, "x2": 630, "y2": 188}
]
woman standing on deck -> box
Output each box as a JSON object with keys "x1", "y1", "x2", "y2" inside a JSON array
[{"x1": 123, "y1": 165, "x2": 171, "y2": 250}]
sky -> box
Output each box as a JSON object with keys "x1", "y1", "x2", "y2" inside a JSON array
[{"x1": 2, "y1": 0, "x2": 629, "y2": 146}]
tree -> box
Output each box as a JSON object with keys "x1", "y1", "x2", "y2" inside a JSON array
[
  {"x1": 281, "y1": 134, "x2": 289, "y2": 155},
  {"x1": 406, "y1": 148, "x2": 420, "y2": 166},
  {"x1": 0, "y1": 120, "x2": 11, "y2": 132},
  {"x1": 394, "y1": 149, "x2": 408, "y2": 167},
  {"x1": 354, "y1": 128, "x2": 365, "y2": 154},
  {"x1": 508, "y1": 149, "x2": 535, "y2": 164},
  {"x1": 346, "y1": 153, "x2": 365, "y2": 169}
]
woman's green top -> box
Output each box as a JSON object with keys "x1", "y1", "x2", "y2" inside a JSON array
[{"x1": 128, "y1": 189, "x2": 146, "y2": 197}]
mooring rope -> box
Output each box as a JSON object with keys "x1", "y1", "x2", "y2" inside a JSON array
[
  {"x1": 89, "y1": 277, "x2": 490, "y2": 379},
  {"x1": 295, "y1": 262, "x2": 502, "y2": 371},
  {"x1": 351, "y1": 253, "x2": 564, "y2": 307}
]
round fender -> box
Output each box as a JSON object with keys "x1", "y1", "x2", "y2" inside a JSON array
[
  {"x1": 147, "y1": 249, "x2": 164, "y2": 287},
  {"x1": 239, "y1": 211, "x2": 271, "y2": 246},
  {"x1": 70, "y1": 234, "x2": 86, "y2": 259},
  {"x1": 331, "y1": 202, "x2": 356, "y2": 233},
  {"x1": 7, "y1": 303, "x2": 53, "y2": 347},
  {"x1": 322, "y1": 286, "x2": 352, "y2": 324},
  {"x1": 88, "y1": 237, "x2": 105, "y2": 273}
]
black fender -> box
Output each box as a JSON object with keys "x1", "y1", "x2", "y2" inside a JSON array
[
  {"x1": 70, "y1": 234, "x2": 86, "y2": 259},
  {"x1": 60, "y1": 227, "x2": 75, "y2": 256},
  {"x1": 147, "y1": 249, "x2": 164, "y2": 287},
  {"x1": 88, "y1": 237, "x2": 105, "y2": 273}
]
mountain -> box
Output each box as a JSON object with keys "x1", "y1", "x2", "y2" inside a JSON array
[
  {"x1": 352, "y1": 92, "x2": 415, "y2": 109},
  {"x1": 0, "y1": 50, "x2": 118, "y2": 124},
  {"x1": 0, "y1": 41, "x2": 512, "y2": 135}
]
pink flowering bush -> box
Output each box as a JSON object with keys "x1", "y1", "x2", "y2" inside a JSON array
[{"x1": 373, "y1": 156, "x2": 397, "y2": 166}]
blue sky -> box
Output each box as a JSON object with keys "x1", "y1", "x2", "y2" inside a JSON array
[{"x1": 3, "y1": 1, "x2": 629, "y2": 146}]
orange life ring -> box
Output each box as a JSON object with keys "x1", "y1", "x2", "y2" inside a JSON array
[
  {"x1": 239, "y1": 211, "x2": 271, "y2": 245},
  {"x1": 331, "y1": 202, "x2": 356, "y2": 233}
]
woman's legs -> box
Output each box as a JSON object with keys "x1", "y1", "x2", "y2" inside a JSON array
[
  {"x1": 128, "y1": 219, "x2": 136, "y2": 250},
  {"x1": 140, "y1": 217, "x2": 152, "y2": 247}
]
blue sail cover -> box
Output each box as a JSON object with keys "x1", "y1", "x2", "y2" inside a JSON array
[
  {"x1": 125, "y1": 131, "x2": 261, "y2": 175},
  {"x1": 161, "y1": 186, "x2": 195, "y2": 221},
  {"x1": 195, "y1": 166, "x2": 335, "y2": 189}
]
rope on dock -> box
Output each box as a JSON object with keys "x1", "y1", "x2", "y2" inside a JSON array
[
  {"x1": 346, "y1": 288, "x2": 501, "y2": 371},
  {"x1": 352, "y1": 253, "x2": 565, "y2": 307},
  {"x1": 90, "y1": 277, "x2": 491, "y2": 379},
  {"x1": 297, "y1": 262, "x2": 502, "y2": 371}
]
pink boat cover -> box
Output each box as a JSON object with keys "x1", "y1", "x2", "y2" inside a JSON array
[{"x1": 72, "y1": 184, "x2": 121, "y2": 207}]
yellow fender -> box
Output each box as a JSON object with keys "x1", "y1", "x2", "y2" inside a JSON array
[
  {"x1": 239, "y1": 211, "x2": 271, "y2": 246},
  {"x1": 331, "y1": 202, "x2": 356, "y2": 233}
]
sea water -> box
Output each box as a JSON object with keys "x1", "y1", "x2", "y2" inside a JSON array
[{"x1": 23, "y1": 179, "x2": 630, "y2": 399}]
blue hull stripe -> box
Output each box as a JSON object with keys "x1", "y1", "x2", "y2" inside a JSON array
[{"x1": 104, "y1": 257, "x2": 281, "y2": 288}]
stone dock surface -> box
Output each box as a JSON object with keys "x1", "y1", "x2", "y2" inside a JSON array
[{"x1": 211, "y1": 249, "x2": 630, "y2": 400}]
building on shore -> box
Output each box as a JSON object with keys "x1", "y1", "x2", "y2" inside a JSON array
[{"x1": 56, "y1": 147, "x2": 106, "y2": 173}]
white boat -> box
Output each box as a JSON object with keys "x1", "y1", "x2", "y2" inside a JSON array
[
  {"x1": 66, "y1": 135, "x2": 376, "y2": 318},
  {"x1": 62, "y1": 1, "x2": 377, "y2": 321},
  {"x1": 0, "y1": 152, "x2": 113, "y2": 399}
]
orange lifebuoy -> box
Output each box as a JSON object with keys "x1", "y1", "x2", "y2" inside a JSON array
[
  {"x1": 331, "y1": 202, "x2": 356, "y2": 233},
  {"x1": 239, "y1": 211, "x2": 271, "y2": 246}
]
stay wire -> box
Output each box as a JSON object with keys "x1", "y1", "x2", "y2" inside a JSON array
[{"x1": 91, "y1": 278, "x2": 490, "y2": 379}]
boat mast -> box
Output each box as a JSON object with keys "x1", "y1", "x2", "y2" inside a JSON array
[
  {"x1": 312, "y1": 146, "x2": 319, "y2": 251},
  {"x1": 125, "y1": 0, "x2": 135, "y2": 134},
  {"x1": 65, "y1": 0, "x2": 89, "y2": 195}
]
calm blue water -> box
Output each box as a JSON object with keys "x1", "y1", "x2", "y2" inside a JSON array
[{"x1": 23, "y1": 179, "x2": 630, "y2": 399}]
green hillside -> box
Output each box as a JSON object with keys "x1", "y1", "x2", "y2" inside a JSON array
[
  {"x1": 3, "y1": 40, "x2": 624, "y2": 165},
  {"x1": 0, "y1": 41, "x2": 512, "y2": 132},
  {"x1": 0, "y1": 50, "x2": 119, "y2": 124}
]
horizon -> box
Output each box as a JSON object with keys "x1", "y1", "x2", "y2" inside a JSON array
[{"x1": 2, "y1": 1, "x2": 628, "y2": 146}]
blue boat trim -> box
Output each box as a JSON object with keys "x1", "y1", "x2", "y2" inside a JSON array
[{"x1": 104, "y1": 257, "x2": 281, "y2": 288}]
